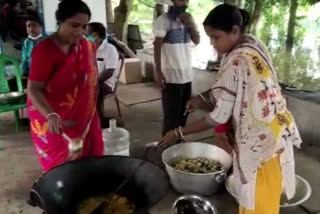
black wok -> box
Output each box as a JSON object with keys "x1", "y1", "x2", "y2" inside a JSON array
[{"x1": 28, "y1": 156, "x2": 169, "y2": 214}]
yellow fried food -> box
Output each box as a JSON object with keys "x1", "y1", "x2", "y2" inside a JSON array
[
  {"x1": 77, "y1": 193, "x2": 135, "y2": 214},
  {"x1": 78, "y1": 197, "x2": 106, "y2": 214}
]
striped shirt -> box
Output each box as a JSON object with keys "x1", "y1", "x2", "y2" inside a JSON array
[{"x1": 153, "y1": 13, "x2": 193, "y2": 84}]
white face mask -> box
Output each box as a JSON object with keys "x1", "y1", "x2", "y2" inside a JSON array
[{"x1": 28, "y1": 34, "x2": 42, "y2": 40}]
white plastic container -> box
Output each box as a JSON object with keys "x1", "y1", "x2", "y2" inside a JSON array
[{"x1": 103, "y1": 119, "x2": 130, "y2": 156}]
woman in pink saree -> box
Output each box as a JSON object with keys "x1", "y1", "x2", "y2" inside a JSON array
[{"x1": 27, "y1": 0, "x2": 103, "y2": 172}]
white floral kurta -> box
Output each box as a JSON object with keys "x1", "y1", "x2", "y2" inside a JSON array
[{"x1": 206, "y1": 35, "x2": 302, "y2": 209}]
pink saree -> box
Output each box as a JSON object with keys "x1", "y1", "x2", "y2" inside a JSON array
[{"x1": 28, "y1": 38, "x2": 104, "y2": 172}]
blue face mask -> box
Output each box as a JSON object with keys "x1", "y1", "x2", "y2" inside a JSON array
[
  {"x1": 87, "y1": 35, "x2": 95, "y2": 42},
  {"x1": 168, "y1": 6, "x2": 188, "y2": 20}
]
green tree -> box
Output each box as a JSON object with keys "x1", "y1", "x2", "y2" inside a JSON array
[
  {"x1": 125, "y1": 0, "x2": 320, "y2": 89},
  {"x1": 246, "y1": 0, "x2": 265, "y2": 35},
  {"x1": 224, "y1": 0, "x2": 241, "y2": 6},
  {"x1": 154, "y1": 3, "x2": 165, "y2": 20},
  {"x1": 129, "y1": 0, "x2": 155, "y2": 37},
  {"x1": 106, "y1": 0, "x2": 114, "y2": 23},
  {"x1": 284, "y1": 0, "x2": 298, "y2": 81},
  {"x1": 114, "y1": 0, "x2": 135, "y2": 42},
  {"x1": 129, "y1": 0, "x2": 215, "y2": 38},
  {"x1": 257, "y1": 0, "x2": 320, "y2": 89}
]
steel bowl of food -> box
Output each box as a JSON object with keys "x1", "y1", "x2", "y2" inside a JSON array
[
  {"x1": 173, "y1": 195, "x2": 218, "y2": 214},
  {"x1": 162, "y1": 142, "x2": 232, "y2": 196},
  {"x1": 6, "y1": 92, "x2": 26, "y2": 104}
]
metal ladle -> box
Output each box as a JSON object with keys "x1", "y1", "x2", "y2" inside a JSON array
[{"x1": 62, "y1": 133, "x2": 84, "y2": 155}]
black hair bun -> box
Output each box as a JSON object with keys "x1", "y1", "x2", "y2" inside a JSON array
[
  {"x1": 203, "y1": 3, "x2": 250, "y2": 33},
  {"x1": 56, "y1": 0, "x2": 91, "y2": 24},
  {"x1": 239, "y1": 9, "x2": 250, "y2": 27}
]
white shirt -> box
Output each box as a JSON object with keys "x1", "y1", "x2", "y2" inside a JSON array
[
  {"x1": 153, "y1": 13, "x2": 193, "y2": 84},
  {"x1": 96, "y1": 40, "x2": 120, "y2": 90}
]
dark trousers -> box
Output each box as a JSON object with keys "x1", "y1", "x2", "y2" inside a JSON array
[
  {"x1": 97, "y1": 82, "x2": 113, "y2": 119},
  {"x1": 162, "y1": 82, "x2": 192, "y2": 136}
]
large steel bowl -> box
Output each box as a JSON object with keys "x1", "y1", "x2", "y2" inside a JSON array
[
  {"x1": 225, "y1": 174, "x2": 312, "y2": 208},
  {"x1": 162, "y1": 142, "x2": 232, "y2": 196},
  {"x1": 173, "y1": 195, "x2": 218, "y2": 214}
]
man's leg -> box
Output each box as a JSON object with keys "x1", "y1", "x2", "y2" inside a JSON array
[
  {"x1": 98, "y1": 83, "x2": 113, "y2": 118},
  {"x1": 162, "y1": 83, "x2": 191, "y2": 136},
  {"x1": 162, "y1": 83, "x2": 180, "y2": 136}
]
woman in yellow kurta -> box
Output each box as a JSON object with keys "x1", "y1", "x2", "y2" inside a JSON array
[{"x1": 160, "y1": 4, "x2": 302, "y2": 214}]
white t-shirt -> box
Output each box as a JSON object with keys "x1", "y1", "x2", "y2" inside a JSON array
[
  {"x1": 96, "y1": 40, "x2": 120, "y2": 90},
  {"x1": 153, "y1": 13, "x2": 193, "y2": 84}
]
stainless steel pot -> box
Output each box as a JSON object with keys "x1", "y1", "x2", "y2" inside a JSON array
[
  {"x1": 162, "y1": 142, "x2": 232, "y2": 196},
  {"x1": 225, "y1": 174, "x2": 312, "y2": 208}
]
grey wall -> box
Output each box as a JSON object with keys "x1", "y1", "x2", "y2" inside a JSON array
[{"x1": 286, "y1": 95, "x2": 320, "y2": 147}]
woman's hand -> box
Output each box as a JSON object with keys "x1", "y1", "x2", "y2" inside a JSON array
[
  {"x1": 156, "y1": 72, "x2": 166, "y2": 89},
  {"x1": 28, "y1": 81, "x2": 64, "y2": 134},
  {"x1": 177, "y1": 13, "x2": 195, "y2": 28},
  {"x1": 48, "y1": 113, "x2": 76, "y2": 134},
  {"x1": 186, "y1": 95, "x2": 203, "y2": 113},
  {"x1": 158, "y1": 130, "x2": 179, "y2": 148},
  {"x1": 47, "y1": 113, "x2": 62, "y2": 134}
]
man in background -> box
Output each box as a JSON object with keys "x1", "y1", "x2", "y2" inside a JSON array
[
  {"x1": 153, "y1": 0, "x2": 200, "y2": 139},
  {"x1": 20, "y1": 14, "x2": 44, "y2": 77},
  {"x1": 86, "y1": 22, "x2": 122, "y2": 127}
]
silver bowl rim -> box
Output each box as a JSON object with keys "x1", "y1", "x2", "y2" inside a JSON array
[
  {"x1": 225, "y1": 174, "x2": 312, "y2": 208},
  {"x1": 162, "y1": 142, "x2": 231, "y2": 176},
  {"x1": 173, "y1": 194, "x2": 217, "y2": 213},
  {"x1": 281, "y1": 174, "x2": 312, "y2": 208},
  {"x1": 6, "y1": 91, "x2": 25, "y2": 96},
  {"x1": 0, "y1": 92, "x2": 25, "y2": 97}
]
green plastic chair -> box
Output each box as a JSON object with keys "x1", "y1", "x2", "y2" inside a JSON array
[{"x1": 0, "y1": 54, "x2": 27, "y2": 149}]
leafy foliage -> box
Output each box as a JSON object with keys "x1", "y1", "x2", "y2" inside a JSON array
[
  {"x1": 122, "y1": 0, "x2": 320, "y2": 90},
  {"x1": 257, "y1": 0, "x2": 320, "y2": 90}
]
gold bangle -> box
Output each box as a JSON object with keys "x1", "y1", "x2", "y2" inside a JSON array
[
  {"x1": 178, "y1": 126, "x2": 185, "y2": 140},
  {"x1": 174, "y1": 129, "x2": 179, "y2": 138},
  {"x1": 198, "y1": 93, "x2": 206, "y2": 102}
]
